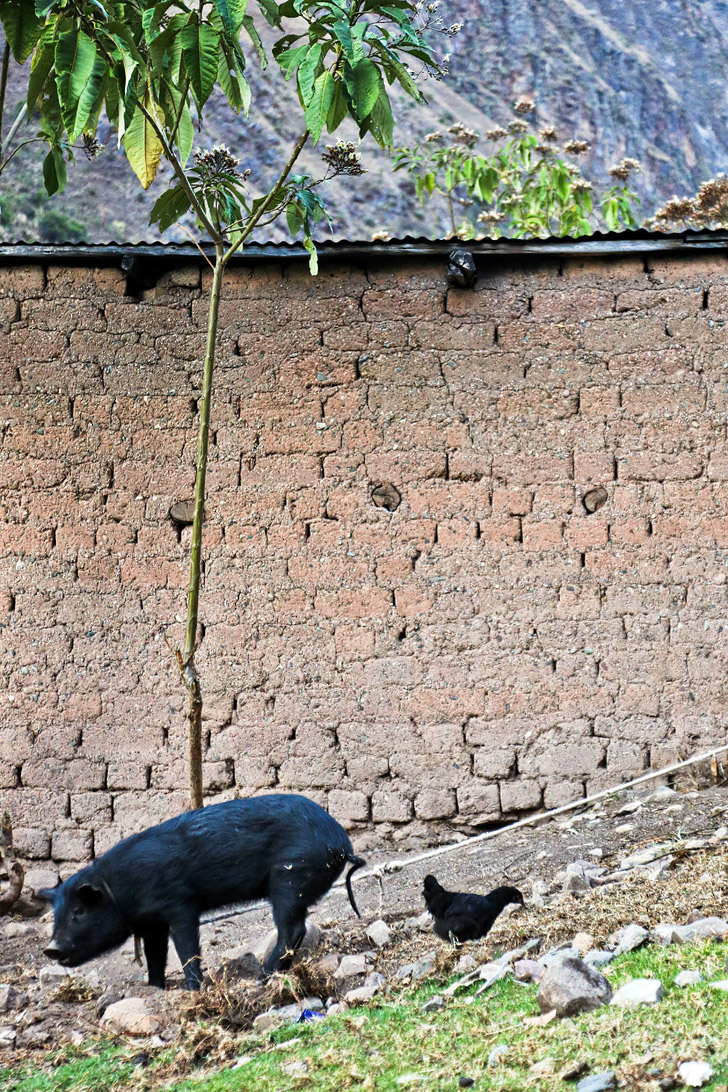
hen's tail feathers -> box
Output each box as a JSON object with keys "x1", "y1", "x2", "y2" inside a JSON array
[{"x1": 345, "y1": 855, "x2": 366, "y2": 917}]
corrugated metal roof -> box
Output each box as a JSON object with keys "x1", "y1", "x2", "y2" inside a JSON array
[{"x1": 1, "y1": 227, "x2": 728, "y2": 264}]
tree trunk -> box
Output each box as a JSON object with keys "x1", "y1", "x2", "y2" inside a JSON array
[{"x1": 182, "y1": 242, "x2": 226, "y2": 810}]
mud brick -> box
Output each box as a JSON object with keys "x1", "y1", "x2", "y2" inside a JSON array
[
  {"x1": 455, "y1": 782, "x2": 500, "y2": 821},
  {"x1": 51, "y1": 829, "x2": 93, "y2": 862},
  {"x1": 328, "y1": 790, "x2": 370, "y2": 823},
  {"x1": 371, "y1": 790, "x2": 413, "y2": 823},
  {"x1": 500, "y1": 779, "x2": 543, "y2": 812}
]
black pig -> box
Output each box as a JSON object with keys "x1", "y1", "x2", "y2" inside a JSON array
[{"x1": 41, "y1": 794, "x2": 365, "y2": 989}]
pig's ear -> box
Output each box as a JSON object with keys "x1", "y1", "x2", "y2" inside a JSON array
[
  {"x1": 38, "y1": 887, "x2": 59, "y2": 904},
  {"x1": 78, "y1": 883, "x2": 104, "y2": 907}
]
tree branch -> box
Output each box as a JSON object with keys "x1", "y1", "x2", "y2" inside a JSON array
[
  {"x1": 223, "y1": 130, "x2": 309, "y2": 263},
  {"x1": 0, "y1": 42, "x2": 10, "y2": 152}
]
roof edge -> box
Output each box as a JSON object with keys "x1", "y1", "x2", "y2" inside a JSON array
[{"x1": 1, "y1": 228, "x2": 728, "y2": 265}]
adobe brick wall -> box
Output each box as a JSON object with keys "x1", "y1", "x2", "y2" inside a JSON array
[{"x1": 1, "y1": 247, "x2": 727, "y2": 871}]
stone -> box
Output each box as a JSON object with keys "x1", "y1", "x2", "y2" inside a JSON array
[
  {"x1": 405, "y1": 912, "x2": 433, "y2": 932},
  {"x1": 39, "y1": 964, "x2": 72, "y2": 991},
  {"x1": 654, "y1": 918, "x2": 728, "y2": 945},
  {"x1": 253, "y1": 1004, "x2": 302, "y2": 1031},
  {"x1": 678, "y1": 1062, "x2": 714, "y2": 1087},
  {"x1": 610, "y1": 978, "x2": 664, "y2": 1007},
  {"x1": 576, "y1": 1072, "x2": 617, "y2": 1092},
  {"x1": 537, "y1": 956, "x2": 612, "y2": 1017},
  {"x1": 454, "y1": 954, "x2": 478, "y2": 974},
  {"x1": 364, "y1": 972, "x2": 386, "y2": 990},
  {"x1": 100, "y1": 998, "x2": 167, "y2": 1037},
  {"x1": 572, "y1": 932, "x2": 596, "y2": 957},
  {"x1": 531, "y1": 1058, "x2": 556, "y2": 1076},
  {"x1": 610, "y1": 923, "x2": 650, "y2": 955},
  {"x1": 411, "y1": 952, "x2": 437, "y2": 982},
  {"x1": 0, "y1": 985, "x2": 29, "y2": 1012},
  {"x1": 344, "y1": 985, "x2": 379, "y2": 1005},
  {"x1": 421, "y1": 995, "x2": 445, "y2": 1013},
  {"x1": 327, "y1": 1003, "x2": 346, "y2": 1016},
  {"x1": 316, "y1": 953, "x2": 342, "y2": 975},
  {"x1": 562, "y1": 864, "x2": 591, "y2": 893},
  {"x1": 487, "y1": 1044, "x2": 509, "y2": 1066},
  {"x1": 513, "y1": 959, "x2": 544, "y2": 982},
  {"x1": 334, "y1": 954, "x2": 367, "y2": 979},
  {"x1": 366, "y1": 919, "x2": 391, "y2": 948},
  {"x1": 3, "y1": 922, "x2": 36, "y2": 939},
  {"x1": 301, "y1": 997, "x2": 324, "y2": 1012},
  {"x1": 708, "y1": 980, "x2": 728, "y2": 992},
  {"x1": 0, "y1": 1026, "x2": 16, "y2": 1047},
  {"x1": 395, "y1": 963, "x2": 415, "y2": 982},
  {"x1": 216, "y1": 946, "x2": 261, "y2": 980},
  {"x1": 675, "y1": 970, "x2": 703, "y2": 987},
  {"x1": 584, "y1": 950, "x2": 615, "y2": 968},
  {"x1": 620, "y1": 844, "x2": 673, "y2": 869}
]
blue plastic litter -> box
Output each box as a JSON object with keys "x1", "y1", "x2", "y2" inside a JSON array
[{"x1": 298, "y1": 1009, "x2": 326, "y2": 1022}]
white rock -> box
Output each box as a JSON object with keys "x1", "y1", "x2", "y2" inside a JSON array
[
  {"x1": 421, "y1": 995, "x2": 445, "y2": 1013},
  {"x1": 610, "y1": 924, "x2": 650, "y2": 955},
  {"x1": 537, "y1": 956, "x2": 612, "y2": 1016},
  {"x1": 610, "y1": 978, "x2": 664, "y2": 1008},
  {"x1": 620, "y1": 844, "x2": 673, "y2": 869},
  {"x1": 708, "y1": 980, "x2": 728, "y2": 992},
  {"x1": 584, "y1": 950, "x2": 615, "y2": 968},
  {"x1": 488, "y1": 1044, "x2": 509, "y2": 1066},
  {"x1": 344, "y1": 985, "x2": 379, "y2": 1005},
  {"x1": 674, "y1": 970, "x2": 703, "y2": 987},
  {"x1": 366, "y1": 919, "x2": 391, "y2": 948},
  {"x1": 0, "y1": 1026, "x2": 16, "y2": 1047},
  {"x1": 334, "y1": 954, "x2": 368, "y2": 979},
  {"x1": 678, "y1": 1061, "x2": 714, "y2": 1087},
  {"x1": 454, "y1": 954, "x2": 478, "y2": 974},
  {"x1": 253, "y1": 1004, "x2": 301, "y2": 1031},
  {"x1": 100, "y1": 998, "x2": 166, "y2": 1037},
  {"x1": 0, "y1": 985, "x2": 29, "y2": 1012},
  {"x1": 562, "y1": 864, "x2": 591, "y2": 893},
  {"x1": 39, "y1": 964, "x2": 72, "y2": 991}
]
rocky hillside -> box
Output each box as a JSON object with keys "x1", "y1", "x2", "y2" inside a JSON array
[{"x1": 1, "y1": 0, "x2": 728, "y2": 244}]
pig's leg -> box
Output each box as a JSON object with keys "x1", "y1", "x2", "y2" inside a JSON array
[
  {"x1": 142, "y1": 923, "x2": 169, "y2": 989},
  {"x1": 169, "y1": 913, "x2": 203, "y2": 990},
  {"x1": 264, "y1": 893, "x2": 307, "y2": 976}
]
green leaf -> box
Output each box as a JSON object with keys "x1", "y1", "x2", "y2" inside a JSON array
[
  {"x1": 0, "y1": 0, "x2": 43, "y2": 62},
  {"x1": 332, "y1": 19, "x2": 353, "y2": 60},
  {"x1": 42, "y1": 145, "x2": 66, "y2": 195},
  {"x1": 26, "y1": 22, "x2": 56, "y2": 113},
  {"x1": 180, "y1": 19, "x2": 219, "y2": 108},
  {"x1": 326, "y1": 77, "x2": 348, "y2": 132},
  {"x1": 344, "y1": 58, "x2": 379, "y2": 120},
  {"x1": 217, "y1": 39, "x2": 251, "y2": 113},
  {"x1": 55, "y1": 28, "x2": 99, "y2": 141},
  {"x1": 72, "y1": 56, "x2": 108, "y2": 141},
  {"x1": 297, "y1": 42, "x2": 322, "y2": 106},
  {"x1": 34, "y1": 0, "x2": 56, "y2": 14},
  {"x1": 242, "y1": 13, "x2": 267, "y2": 67},
  {"x1": 368, "y1": 84, "x2": 393, "y2": 148},
  {"x1": 212, "y1": 0, "x2": 247, "y2": 37},
  {"x1": 286, "y1": 201, "x2": 304, "y2": 236},
  {"x1": 257, "y1": 0, "x2": 283, "y2": 26},
  {"x1": 276, "y1": 42, "x2": 308, "y2": 78},
  {"x1": 305, "y1": 68, "x2": 334, "y2": 143},
  {"x1": 176, "y1": 97, "x2": 194, "y2": 162},
  {"x1": 150, "y1": 184, "x2": 192, "y2": 232},
  {"x1": 122, "y1": 90, "x2": 164, "y2": 189}
]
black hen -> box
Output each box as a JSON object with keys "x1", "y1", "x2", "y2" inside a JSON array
[{"x1": 423, "y1": 875, "x2": 524, "y2": 943}]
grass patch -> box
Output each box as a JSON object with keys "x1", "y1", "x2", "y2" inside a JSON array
[{"x1": 2, "y1": 940, "x2": 728, "y2": 1092}]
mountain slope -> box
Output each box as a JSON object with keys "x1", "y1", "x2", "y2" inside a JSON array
[{"x1": 1, "y1": 0, "x2": 728, "y2": 243}]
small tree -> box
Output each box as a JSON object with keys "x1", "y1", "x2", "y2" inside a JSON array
[
  {"x1": 394, "y1": 99, "x2": 640, "y2": 239},
  {"x1": 1, "y1": 0, "x2": 442, "y2": 809}
]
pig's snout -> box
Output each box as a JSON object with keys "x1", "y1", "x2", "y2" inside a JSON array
[{"x1": 44, "y1": 941, "x2": 64, "y2": 961}]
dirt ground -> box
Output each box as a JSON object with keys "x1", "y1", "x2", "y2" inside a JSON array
[{"x1": 1, "y1": 776, "x2": 728, "y2": 1062}]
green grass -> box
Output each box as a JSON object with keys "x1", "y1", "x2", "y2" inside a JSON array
[{"x1": 2, "y1": 941, "x2": 728, "y2": 1092}]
